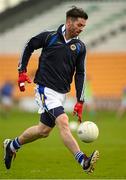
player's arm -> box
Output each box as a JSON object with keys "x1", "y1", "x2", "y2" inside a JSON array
[
  {"x1": 18, "y1": 31, "x2": 50, "y2": 91},
  {"x1": 73, "y1": 43, "x2": 86, "y2": 122}
]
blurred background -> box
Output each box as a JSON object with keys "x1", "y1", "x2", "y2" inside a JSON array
[
  {"x1": 0, "y1": 0, "x2": 126, "y2": 114},
  {"x1": 0, "y1": 0, "x2": 126, "y2": 115},
  {"x1": 0, "y1": 0, "x2": 126, "y2": 179}
]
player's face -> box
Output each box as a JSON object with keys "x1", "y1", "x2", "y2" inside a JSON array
[{"x1": 67, "y1": 17, "x2": 86, "y2": 38}]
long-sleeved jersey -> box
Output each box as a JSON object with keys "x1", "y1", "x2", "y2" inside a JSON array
[{"x1": 18, "y1": 24, "x2": 86, "y2": 102}]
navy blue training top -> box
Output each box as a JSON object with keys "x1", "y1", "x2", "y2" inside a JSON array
[{"x1": 18, "y1": 24, "x2": 86, "y2": 102}]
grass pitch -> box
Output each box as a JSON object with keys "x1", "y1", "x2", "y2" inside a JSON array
[{"x1": 0, "y1": 109, "x2": 126, "y2": 179}]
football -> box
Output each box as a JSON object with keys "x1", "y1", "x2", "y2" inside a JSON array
[{"x1": 77, "y1": 121, "x2": 99, "y2": 143}]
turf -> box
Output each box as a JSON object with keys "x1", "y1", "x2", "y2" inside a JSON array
[{"x1": 0, "y1": 109, "x2": 126, "y2": 179}]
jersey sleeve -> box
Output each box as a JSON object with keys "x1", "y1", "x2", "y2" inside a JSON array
[
  {"x1": 74, "y1": 42, "x2": 86, "y2": 102},
  {"x1": 18, "y1": 31, "x2": 50, "y2": 72}
]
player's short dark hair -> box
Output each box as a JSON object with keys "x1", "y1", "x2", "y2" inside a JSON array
[{"x1": 66, "y1": 6, "x2": 88, "y2": 20}]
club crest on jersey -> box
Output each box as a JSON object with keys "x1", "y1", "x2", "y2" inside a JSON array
[{"x1": 70, "y1": 44, "x2": 76, "y2": 51}]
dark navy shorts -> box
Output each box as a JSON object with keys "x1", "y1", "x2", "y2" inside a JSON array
[{"x1": 40, "y1": 106, "x2": 64, "y2": 128}]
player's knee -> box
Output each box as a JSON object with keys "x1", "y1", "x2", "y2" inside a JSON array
[
  {"x1": 38, "y1": 124, "x2": 51, "y2": 138},
  {"x1": 56, "y1": 114, "x2": 70, "y2": 132},
  {"x1": 39, "y1": 128, "x2": 50, "y2": 138}
]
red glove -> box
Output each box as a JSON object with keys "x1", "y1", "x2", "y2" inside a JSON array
[
  {"x1": 18, "y1": 72, "x2": 32, "y2": 91},
  {"x1": 73, "y1": 102, "x2": 84, "y2": 123}
]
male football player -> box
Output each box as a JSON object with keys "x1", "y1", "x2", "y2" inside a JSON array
[{"x1": 4, "y1": 6, "x2": 99, "y2": 173}]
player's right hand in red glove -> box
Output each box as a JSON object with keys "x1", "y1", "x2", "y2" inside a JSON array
[
  {"x1": 73, "y1": 102, "x2": 84, "y2": 123},
  {"x1": 18, "y1": 72, "x2": 32, "y2": 92}
]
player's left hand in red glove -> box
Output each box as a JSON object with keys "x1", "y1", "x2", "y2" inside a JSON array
[
  {"x1": 73, "y1": 102, "x2": 84, "y2": 123},
  {"x1": 18, "y1": 71, "x2": 32, "y2": 92}
]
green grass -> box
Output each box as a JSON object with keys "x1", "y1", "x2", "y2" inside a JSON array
[{"x1": 0, "y1": 109, "x2": 126, "y2": 179}]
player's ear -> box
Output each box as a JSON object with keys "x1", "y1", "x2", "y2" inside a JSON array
[{"x1": 66, "y1": 17, "x2": 72, "y2": 27}]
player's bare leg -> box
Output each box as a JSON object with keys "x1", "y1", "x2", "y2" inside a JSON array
[
  {"x1": 18, "y1": 122, "x2": 52, "y2": 144},
  {"x1": 55, "y1": 113, "x2": 99, "y2": 173},
  {"x1": 55, "y1": 113, "x2": 80, "y2": 154}
]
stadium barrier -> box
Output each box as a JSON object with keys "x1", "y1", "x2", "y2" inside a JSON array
[{"x1": 0, "y1": 52, "x2": 126, "y2": 109}]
